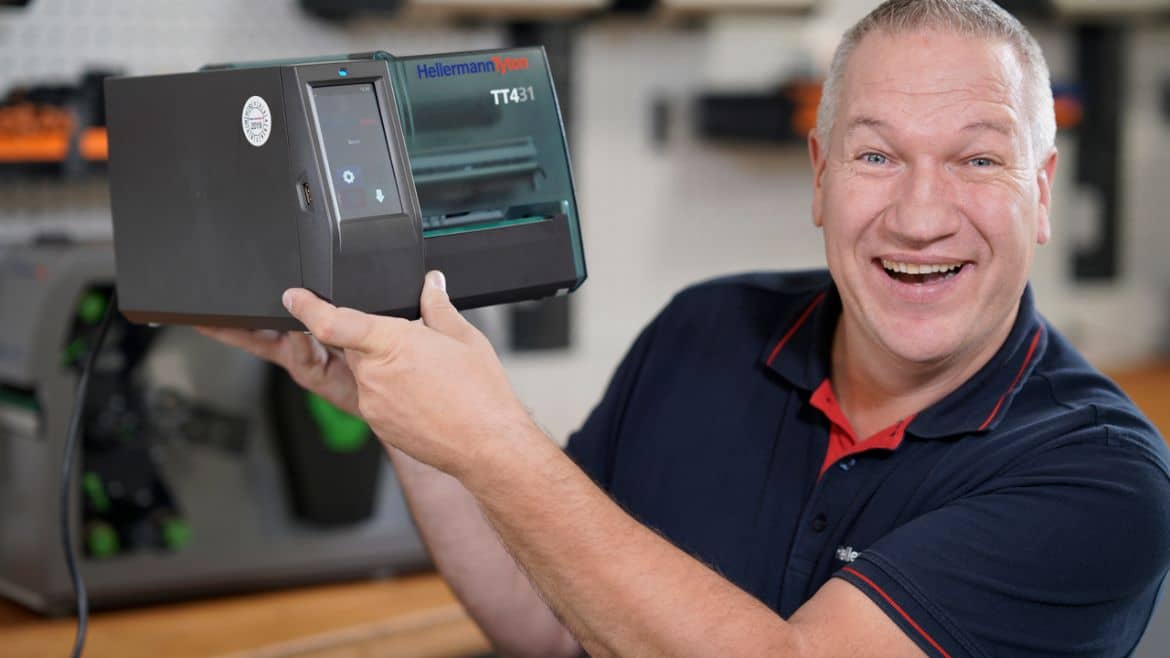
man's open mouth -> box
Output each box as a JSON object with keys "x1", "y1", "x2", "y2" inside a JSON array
[{"x1": 880, "y1": 259, "x2": 966, "y2": 285}]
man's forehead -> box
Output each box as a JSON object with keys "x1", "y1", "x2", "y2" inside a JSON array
[
  {"x1": 840, "y1": 29, "x2": 1027, "y2": 113},
  {"x1": 832, "y1": 29, "x2": 1028, "y2": 139}
]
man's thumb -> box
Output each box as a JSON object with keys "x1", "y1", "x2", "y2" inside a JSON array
[{"x1": 420, "y1": 270, "x2": 473, "y2": 340}]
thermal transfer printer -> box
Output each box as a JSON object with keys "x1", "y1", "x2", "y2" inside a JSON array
[{"x1": 104, "y1": 48, "x2": 587, "y2": 330}]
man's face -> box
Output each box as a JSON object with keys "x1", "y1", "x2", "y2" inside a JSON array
[{"x1": 810, "y1": 29, "x2": 1057, "y2": 369}]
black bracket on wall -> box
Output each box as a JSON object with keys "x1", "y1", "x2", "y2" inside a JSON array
[
  {"x1": 1161, "y1": 75, "x2": 1170, "y2": 124},
  {"x1": 507, "y1": 21, "x2": 578, "y2": 352},
  {"x1": 691, "y1": 83, "x2": 819, "y2": 145},
  {"x1": 1071, "y1": 23, "x2": 1126, "y2": 281},
  {"x1": 299, "y1": 0, "x2": 406, "y2": 21}
]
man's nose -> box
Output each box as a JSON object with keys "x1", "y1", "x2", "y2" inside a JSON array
[{"x1": 885, "y1": 163, "x2": 962, "y2": 246}]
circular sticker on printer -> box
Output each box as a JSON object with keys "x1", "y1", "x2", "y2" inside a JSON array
[{"x1": 241, "y1": 95, "x2": 272, "y2": 147}]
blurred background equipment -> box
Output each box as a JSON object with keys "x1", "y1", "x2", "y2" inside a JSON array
[
  {"x1": 657, "y1": 0, "x2": 816, "y2": 16},
  {"x1": 302, "y1": 0, "x2": 610, "y2": 21},
  {"x1": 0, "y1": 242, "x2": 428, "y2": 615},
  {"x1": 0, "y1": 70, "x2": 114, "y2": 178},
  {"x1": 692, "y1": 79, "x2": 823, "y2": 144},
  {"x1": 996, "y1": 0, "x2": 1170, "y2": 19}
]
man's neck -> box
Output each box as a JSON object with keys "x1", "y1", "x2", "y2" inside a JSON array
[{"x1": 829, "y1": 303, "x2": 1019, "y2": 440}]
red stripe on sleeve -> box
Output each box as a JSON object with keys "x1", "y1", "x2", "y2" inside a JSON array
[{"x1": 841, "y1": 566, "x2": 952, "y2": 658}]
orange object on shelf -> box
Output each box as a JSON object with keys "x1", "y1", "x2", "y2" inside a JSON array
[
  {"x1": 0, "y1": 127, "x2": 108, "y2": 163},
  {"x1": 1054, "y1": 95, "x2": 1083, "y2": 130},
  {"x1": 81, "y1": 127, "x2": 108, "y2": 161},
  {"x1": 788, "y1": 80, "x2": 823, "y2": 137},
  {"x1": 0, "y1": 102, "x2": 71, "y2": 134},
  {"x1": 0, "y1": 101, "x2": 109, "y2": 163},
  {"x1": 0, "y1": 131, "x2": 71, "y2": 162}
]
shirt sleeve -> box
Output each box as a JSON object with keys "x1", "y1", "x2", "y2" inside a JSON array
[
  {"x1": 564, "y1": 311, "x2": 662, "y2": 491},
  {"x1": 835, "y1": 429, "x2": 1170, "y2": 658}
]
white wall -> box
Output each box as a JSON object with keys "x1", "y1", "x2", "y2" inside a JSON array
[{"x1": 1, "y1": 1, "x2": 1168, "y2": 442}]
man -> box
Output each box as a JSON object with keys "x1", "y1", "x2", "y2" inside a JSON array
[{"x1": 201, "y1": 1, "x2": 1170, "y2": 655}]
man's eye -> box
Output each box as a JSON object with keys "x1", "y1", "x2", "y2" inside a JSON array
[
  {"x1": 860, "y1": 152, "x2": 887, "y2": 165},
  {"x1": 969, "y1": 157, "x2": 996, "y2": 167}
]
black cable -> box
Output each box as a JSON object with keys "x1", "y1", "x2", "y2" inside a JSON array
[{"x1": 59, "y1": 289, "x2": 117, "y2": 658}]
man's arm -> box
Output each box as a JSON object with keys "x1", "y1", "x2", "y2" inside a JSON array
[
  {"x1": 194, "y1": 325, "x2": 579, "y2": 658},
  {"x1": 463, "y1": 424, "x2": 924, "y2": 658},
  {"x1": 386, "y1": 444, "x2": 582, "y2": 658},
  {"x1": 281, "y1": 277, "x2": 926, "y2": 657}
]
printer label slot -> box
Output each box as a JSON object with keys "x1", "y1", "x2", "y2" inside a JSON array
[
  {"x1": 423, "y1": 215, "x2": 544, "y2": 238},
  {"x1": 0, "y1": 383, "x2": 40, "y2": 440}
]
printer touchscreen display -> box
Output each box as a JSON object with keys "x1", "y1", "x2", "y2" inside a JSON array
[{"x1": 312, "y1": 83, "x2": 404, "y2": 221}]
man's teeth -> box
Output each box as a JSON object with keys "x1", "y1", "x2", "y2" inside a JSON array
[{"x1": 880, "y1": 259, "x2": 963, "y2": 275}]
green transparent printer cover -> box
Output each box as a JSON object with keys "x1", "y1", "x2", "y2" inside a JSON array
[{"x1": 212, "y1": 48, "x2": 587, "y2": 300}]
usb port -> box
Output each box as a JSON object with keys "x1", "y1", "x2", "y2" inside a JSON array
[{"x1": 300, "y1": 182, "x2": 312, "y2": 209}]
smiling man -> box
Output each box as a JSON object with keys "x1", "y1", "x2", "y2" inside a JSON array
[{"x1": 202, "y1": 1, "x2": 1170, "y2": 656}]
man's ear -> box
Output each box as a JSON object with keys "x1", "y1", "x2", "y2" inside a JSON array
[
  {"x1": 809, "y1": 129, "x2": 828, "y2": 228},
  {"x1": 1035, "y1": 149, "x2": 1058, "y2": 245}
]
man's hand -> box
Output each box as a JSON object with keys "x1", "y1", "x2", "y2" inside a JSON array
[
  {"x1": 195, "y1": 321, "x2": 359, "y2": 416},
  {"x1": 202, "y1": 273, "x2": 581, "y2": 658},
  {"x1": 280, "y1": 270, "x2": 535, "y2": 477}
]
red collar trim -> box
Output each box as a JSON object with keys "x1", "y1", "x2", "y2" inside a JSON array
[
  {"x1": 976, "y1": 326, "x2": 1044, "y2": 431},
  {"x1": 810, "y1": 379, "x2": 916, "y2": 453},
  {"x1": 765, "y1": 291, "x2": 826, "y2": 367}
]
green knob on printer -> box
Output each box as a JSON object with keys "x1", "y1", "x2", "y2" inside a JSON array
[
  {"x1": 306, "y1": 392, "x2": 370, "y2": 453},
  {"x1": 62, "y1": 338, "x2": 87, "y2": 368},
  {"x1": 86, "y1": 522, "x2": 119, "y2": 559},
  {"x1": 162, "y1": 518, "x2": 192, "y2": 551},
  {"x1": 82, "y1": 471, "x2": 111, "y2": 513},
  {"x1": 77, "y1": 291, "x2": 108, "y2": 325}
]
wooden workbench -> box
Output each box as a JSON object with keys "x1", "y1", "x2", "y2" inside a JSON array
[
  {"x1": 1108, "y1": 363, "x2": 1170, "y2": 439},
  {"x1": 0, "y1": 572, "x2": 491, "y2": 658}
]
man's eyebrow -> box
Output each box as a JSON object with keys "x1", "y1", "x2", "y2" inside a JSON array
[
  {"x1": 844, "y1": 116, "x2": 888, "y2": 136},
  {"x1": 961, "y1": 120, "x2": 1014, "y2": 136},
  {"x1": 843, "y1": 117, "x2": 1015, "y2": 138}
]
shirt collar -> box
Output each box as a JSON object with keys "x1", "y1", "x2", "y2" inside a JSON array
[
  {"x1": 761, "y1": 279, "x2": 1048, "y2": 441},
  {"x1": 761, "y1": 285, "x2": 835, "y2": 392}
]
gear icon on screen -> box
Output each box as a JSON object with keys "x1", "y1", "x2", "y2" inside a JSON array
[{"x1": 342, "y1": 169, "x2": 356, "y2": 184}]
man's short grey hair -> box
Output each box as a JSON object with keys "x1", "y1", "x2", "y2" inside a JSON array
[{"x1": 815, "y1": 0, "x2": 1056, "y2": 163}]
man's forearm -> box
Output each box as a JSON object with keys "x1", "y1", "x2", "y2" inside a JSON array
[
  {"x1": 460, "y1": 425, "x2": 804, "y2": 658},
  {"x1": 386, "y1": 443, "x2": 580, "y2": 658}
]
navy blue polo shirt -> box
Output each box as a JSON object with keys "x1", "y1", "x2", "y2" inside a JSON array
[{"x1": 566, "y1": 269, "x2": 1170, "y2": 658}]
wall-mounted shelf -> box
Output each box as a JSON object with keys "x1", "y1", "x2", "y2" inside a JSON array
[
  {"x1": 0, "y1": 70, "x2": 115, "y2": 176},
  {"x1": 1052, "y1": 0, "x2": 1170, "y2": 19},
  {"x1": 0, "y1": 126, "x2": 107, "y2": 164},
  {"x1": 302, "y1": 0, "x2": 608, "y2": 20},
  {"x1": 407, "y1": 0, "x2": 608, "y2": 19},
  {"x1": 691, "y1": 81, "x2": 1082, "y2": 145},
  {"x1": 660, "y1": 0, "x2": 815, "y2": 15}
]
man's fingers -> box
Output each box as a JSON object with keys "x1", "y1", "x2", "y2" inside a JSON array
[
  {"x1": 195, "y1": 326, "x2": 281, "y2": 361},
  {"x1": 419, "y1": 271, "x2": 478, "y2": 343},
  {"x1": 285, "y1": 331, "x2": 329, "y2": 369},
  {"x1": 282, "y1": 288, "x2": 406, "y2": 353}
]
